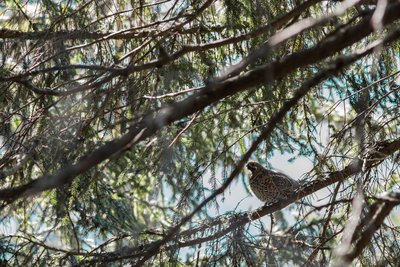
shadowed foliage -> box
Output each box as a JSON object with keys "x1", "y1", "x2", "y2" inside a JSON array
[{"x1": 0, "y1": 1, "x2": 400, "y2": 266}]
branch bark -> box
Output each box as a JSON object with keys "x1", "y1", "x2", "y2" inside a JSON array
[
  {"x1": 79, "y1": 138, "x2": 400, "y2": 265},
  {"x1": 1, "y1": 1, "x2": 400, "y2": 207}
]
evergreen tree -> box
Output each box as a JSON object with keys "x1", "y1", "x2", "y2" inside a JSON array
[{"x1": 0, "y1": 0, "x2": 400, "y2": 266}]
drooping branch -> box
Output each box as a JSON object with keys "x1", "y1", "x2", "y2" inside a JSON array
[
  {"x1": 0, "y1": 0, "x2": 218, "y2": 41},
  {"x1": 334, "y1": 191, "x2": 400, "y2": 266},
  {"x1": 77, "y1": 26, "x2": 400, "y2": 265},
  {"x1": 181, "y1": 139, "x2": 400, "y2": 241},
  {"x1": 0, "y1": 1, "x2": 400, "y2": 207},
  {"x1": 0, "y1": 26, "x2": 224, "y2": 41},
  {"x1": 79, "y1": 138, "x2": 400, "y2": 265},
  {"x1": 0, "y1": 0, "x2": 320, "y2": 90},
  {"x1": 1, "y1": 0, "x2": 215, "y2": 87},
  {"x1": 0, "y1": 0, "x2": 318, "y2": 41}
]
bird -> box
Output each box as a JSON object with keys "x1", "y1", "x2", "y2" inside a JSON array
[
  {"x1": 246, "y1": 161, "x2": 299, "y2": 204},
  {"x1": 156, "y1": 44, "x2": 170, "y2": 68}
]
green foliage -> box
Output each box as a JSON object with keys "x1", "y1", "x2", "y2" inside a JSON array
[{"x1": 0, "y1": 0, "x2": 399, "y2": 266}]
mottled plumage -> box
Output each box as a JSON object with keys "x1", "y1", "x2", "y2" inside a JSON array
[{"x1": 246, "y1": 161, "x2": 299, "y2": 203}]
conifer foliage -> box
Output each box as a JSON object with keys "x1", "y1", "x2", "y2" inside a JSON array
[{"x1": 0, "y1": 1, "x2": 400, "y2": 266}]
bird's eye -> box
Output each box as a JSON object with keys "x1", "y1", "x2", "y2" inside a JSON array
[{"x1": 247, "y1": 163, "x2": 256, "y2": 172}]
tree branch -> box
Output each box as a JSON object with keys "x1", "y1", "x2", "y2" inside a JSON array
[
  {"x1": 78, "y1": 138, "x2": 400, "y2": 265},
  {"x1": 1, "y1": 1, "x2": 400, "y2": 207},
  {"x1": 1, "y1": 0, "x2": 320, "y2": 88},
  {"x1": 334, "y1": 191, "x2": 400, "y2": 266}
]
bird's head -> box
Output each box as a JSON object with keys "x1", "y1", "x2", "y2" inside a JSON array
[{"x1": 246, "y1": 161, "x2": 263, "y2": 174}]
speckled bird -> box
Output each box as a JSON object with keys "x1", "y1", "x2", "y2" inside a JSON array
[{"x1": 246, "y1": 161, "x2": 299, "y2": 204}]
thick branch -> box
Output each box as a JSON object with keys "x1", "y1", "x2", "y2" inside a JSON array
[
  {"x1": 179, "y1": 139, "x2": 400, "y2": 239},
  {"x1": 76, "y1": 25, "x2": 400, "y2": 265},
  {"x1": 80, "y1": 138, "x2": 400, "y2": 265},
  {"x1": 1, "y1": 1, "x2": 400, "y2": 206}
]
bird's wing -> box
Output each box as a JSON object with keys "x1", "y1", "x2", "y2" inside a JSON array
[{"x1": 269, "y1": 171, "x2": 298, "y2": 191}]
